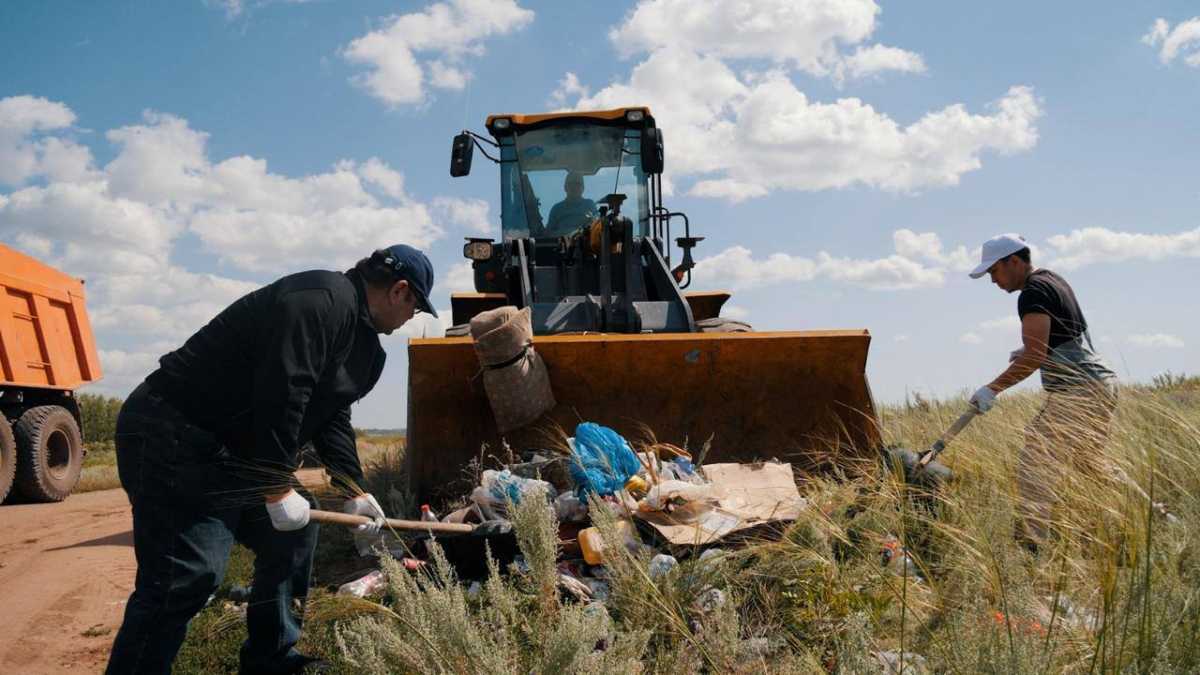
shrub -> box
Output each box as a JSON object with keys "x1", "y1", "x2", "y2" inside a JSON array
[{"x1": 78, "y1": 392, "x2": 123, "y2": 443}]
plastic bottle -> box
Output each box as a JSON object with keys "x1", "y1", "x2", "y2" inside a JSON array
[
  {"x1": 337, "y1": 569, "x2": 387, "y2": 598},
  {"x1": 420, "y1": 504, "x2": 438, "y2": 522},
  {"x1": 880, "y1": 536, "x2": 921, "y2": 580}
]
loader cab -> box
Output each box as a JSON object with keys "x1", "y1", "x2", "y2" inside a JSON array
[
  {"x1": 493, "y1": 117, "x2": 651, "y2": 241},
  {"x1": 449, "y1": 107, "x2": 701, "y2": 335}
]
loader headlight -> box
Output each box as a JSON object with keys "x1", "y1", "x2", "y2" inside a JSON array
[
  {"x1": 463, "y1": 239, "x2": 494, "y2": 261},
  {"x1": 625, "y1": 110, "x2": 644, "y2": 122},
  {"x1": 492, "y1": 117, "x2": 511, "y2": 130}
]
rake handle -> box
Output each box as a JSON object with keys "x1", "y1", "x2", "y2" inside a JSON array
[{"x1": 309, "y1": 509, "x2": 475, "y2": 535}]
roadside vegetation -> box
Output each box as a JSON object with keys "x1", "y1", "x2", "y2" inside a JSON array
[
  {"x1": 76, "y1": 392, "x2": 123, "y2": 493},
  {"x1": 91, "y1": 375, "x2": 1200, "y2": 672}
]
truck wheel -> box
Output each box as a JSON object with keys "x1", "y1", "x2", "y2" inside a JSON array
[
  {"x1": 697, "y1": 317, "x2": 753, "y2": 333},
  {"x1": 0, "y1": 418, "x2": 15, "y2": 504},
  {"x1": 14, "y1": 405, "x2": 83, "y2": 502}
]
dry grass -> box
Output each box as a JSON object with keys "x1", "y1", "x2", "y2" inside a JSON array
[
  {"x1": 75, "y1": 441, "x2": 120, "y2": 493},
  {"x1": 170, "y1": 377, "x2": 1200, "y2": 673}
]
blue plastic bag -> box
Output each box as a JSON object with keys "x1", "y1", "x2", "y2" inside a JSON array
[
  {"x1": 568, "y1": 422, "x2": 642, "y2": 499},
  {"x1": 480, "y1": 469, "x2": 555, "y2": 505}
]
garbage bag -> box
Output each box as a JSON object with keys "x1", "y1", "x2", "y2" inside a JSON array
[
  {"x1": 473, "y1": 469, "x2": 556, "y2": 515},
  {"x1": 569, "y1": 423, "x2": 642, "y2": 499}
]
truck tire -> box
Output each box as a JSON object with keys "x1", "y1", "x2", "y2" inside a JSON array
[
  {"x1": 696, "y1": 317, "x2": 753, "y2": 333},
  {"x1": 0, "y1": 418, "x2": 15, "y2": 504},
  {"x1": 14, "y1": 405, "x2": 84, "y2": 502}
]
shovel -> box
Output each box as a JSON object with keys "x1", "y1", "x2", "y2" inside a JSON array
[
  {"x1": 309, "y1": 509, "x2": 477, "y2": 535},
  {"x1": 309, "y1": 509, "x2": 519, "y2": 579},
  {"x1": 884, "y1": 407, "x2": 979, "y2": 488},
  {"x1": 917, "y1": 407, "x2": 980, "y2": 469}
]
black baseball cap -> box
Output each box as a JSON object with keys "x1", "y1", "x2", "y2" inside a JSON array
[{"x1": 373, "y1": 244, "x2": 438, "y2": 317}]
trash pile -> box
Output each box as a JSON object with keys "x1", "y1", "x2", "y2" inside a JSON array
[{"x1": 337, "y1": 421, "x2": 808, "y2": 600}]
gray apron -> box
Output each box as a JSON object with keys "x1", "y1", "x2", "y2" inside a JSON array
[{"x1": 1041, "y1": 330, "x2": 1117, "y2": 393}]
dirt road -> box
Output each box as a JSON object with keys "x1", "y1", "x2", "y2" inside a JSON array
[
  {"x1": 0, "y1": 488, "x2": 135, "y2": 674},
  {"x1": 0, "y1": 469, "x2": 330, "y2": 673}
]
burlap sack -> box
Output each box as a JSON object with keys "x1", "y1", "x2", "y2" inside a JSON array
[{"x1": 470, "y1": 306, "x2": 556, "y2": 433}]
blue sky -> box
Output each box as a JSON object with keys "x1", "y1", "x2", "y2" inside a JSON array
[{"x1": 2, "y1": 0, "x2": 1197, "y2": 427}]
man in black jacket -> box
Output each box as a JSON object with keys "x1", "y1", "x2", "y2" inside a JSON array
[{"x1": 105, "y1": 244, "x2": 437, "y2": 675}]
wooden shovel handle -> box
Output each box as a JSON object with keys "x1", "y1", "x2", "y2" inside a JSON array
[
  {"x1": 309, "y1": 509, "x2": 475, "y2": 535},
  {"x1": 917, "y1": 408, "x2": 980, "y2": 468}
]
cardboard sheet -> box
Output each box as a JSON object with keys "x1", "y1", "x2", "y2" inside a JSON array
[{"x1": 634, "y1": 462, "x2": 806, "y2": 546}]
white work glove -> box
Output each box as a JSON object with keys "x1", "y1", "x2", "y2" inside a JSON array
[
  {"x1": 266, "y1": 490, "x2": 311, "y2": 531},
  {"x1": 1009, "y1": 346, "x2": 1026, "y2": 363},
  {"x1": 969, "y1": 385, "x2": 997, "y2": 413},
  {"x1": 343, "y1": 493, "x2": 387, "y2": 535}
]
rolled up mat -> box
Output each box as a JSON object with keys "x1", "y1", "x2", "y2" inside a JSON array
[{"x1": 470, "y1": 306, "x2": 556, "y2": 433}]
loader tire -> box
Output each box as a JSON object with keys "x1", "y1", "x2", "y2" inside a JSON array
[
  {"x1": 0, "y1": 418, "x2": 15, "y2": 504},
  {"x1": 696, "y1": 317, "x2": 753, "y2": 333},
  {"x1": 14, "y1": 405, "x2": 83, "y2": 503}
]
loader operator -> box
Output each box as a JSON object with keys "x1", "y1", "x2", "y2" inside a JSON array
[
  {"x1": 965, "y1": 233, "x2": 1117, "y2": 548},
  {"x1": 546, "y1": 171, "x2": 596, "y2": 234},
  {"x1": 105, "y1": 244, "x2": 437, "y2": 675}
]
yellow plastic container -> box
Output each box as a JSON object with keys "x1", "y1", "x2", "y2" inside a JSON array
[{"x1": 578, "y1": 520, "x2": 634, "y2": 565}]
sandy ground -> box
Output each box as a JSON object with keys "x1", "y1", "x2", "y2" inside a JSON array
[
  {"x1": 0, "y1": 488, "x2": 135, "y2": 674},
  {"x1": 0, "y1": 469, "x2": 329, "y2": 674}
]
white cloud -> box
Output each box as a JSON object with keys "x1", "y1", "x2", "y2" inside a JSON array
[
  {"x1": 0, "y1": 95, "x2": 462, "y2": 397},
  {"x1": 608, "y1": 0, "x2": 922, "y2": 83},
  {"x1": 92, "y1": 348, "x2": 164, "y2": 396},
  {"x1": 574, "y1": 53, "x2": 1040, "y2": 201},
  {"x1": 893, "y1": 229, "x2": 975, "y2": 271},
  {"x1": 0, "y1": 95, "x2": 90, "y2": 186},
  {"x1": 1045, "y1": 226, "x2": 1200, "y2": 270},
  {"x1": 1127, "y1": 333, "x2": 1185, "y2": 349},
  {"x1": 721, "y1": 304, "x2": 749, "y2": 320},
  {"x1": 342, "y1": 0, "x2": 534, "y2": 107},
  {"x1": 205, "y1": 0, "x2": 245, "y2": 19},
  {"x1": 979, "y1": 315, "x2": 1020, "y2": 332},
  {"x1": 205, "y1": 0, "x2": 318, "y2": 21},
  {"x1": 954, "y1": 315, "x2": 1019, "y2": 346},
  {"x1": 436, "y1": 260, "x2": 476, "y2": 298},
  {"x1": 392, "y1": 312, "x2": 452, "y2": 339},
  {"x1": 548, "y1": 72, "x2": 590, "y2": 109},
  {"x1": 560, "y1": 1, "x2": 1039, "y2": 202},
  {"x1": 695, "y1": 241, "x2": 944, "y2": 292},
  {"x1": 839, "y1": 44, "x2": 927, "y2": 81},
  {"x1": 1143, "y1": 17, "x2": 1200, "y2": 67},
  {"x1": 893, "y1": 334, "x2": 909, "y2": 343},
  {"x1": 432, "y1": 196, "x2": 492, "y2": 235}
]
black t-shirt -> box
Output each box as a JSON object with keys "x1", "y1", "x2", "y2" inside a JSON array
[{"x1": 1017, "y1": 269, "x2": 1087, "y2": 350}]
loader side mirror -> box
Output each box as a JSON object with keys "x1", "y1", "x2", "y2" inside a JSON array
[
  {"x1": 450, "y1": 132, "x2": 474, "y2": 177},
  {"x1": 640, "y1": 127, "x2": 663, "y2": 174}
]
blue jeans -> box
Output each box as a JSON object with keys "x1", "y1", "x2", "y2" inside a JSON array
[{"x1": 105, "y1": 383, "x2": 320, "y2": 675}]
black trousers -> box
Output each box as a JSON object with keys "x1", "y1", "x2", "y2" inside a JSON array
[{"x1": 104, "y1": 383, "x2": 319, "y2": 675}]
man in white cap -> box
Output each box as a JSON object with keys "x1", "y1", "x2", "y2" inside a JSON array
[{"x1": 967, "y1": 233, "x2": 1117, "y2": 548}]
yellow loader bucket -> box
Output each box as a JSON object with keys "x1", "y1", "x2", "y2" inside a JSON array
[{"x1": 405, "y1": 330, "x2": 881, "y2": 503}]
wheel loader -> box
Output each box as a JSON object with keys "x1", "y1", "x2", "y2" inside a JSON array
[{"x1": 405, "y1": 107, "x2": 880, "y2": 503}]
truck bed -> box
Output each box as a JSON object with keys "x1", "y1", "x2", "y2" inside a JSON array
[{"x1": 0, "y1": 244, "x2": 102, "y2": 391}]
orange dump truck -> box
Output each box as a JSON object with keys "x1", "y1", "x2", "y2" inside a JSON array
[{"x1": 0, "y1": 243, "x2": 102, "y2": 503}]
